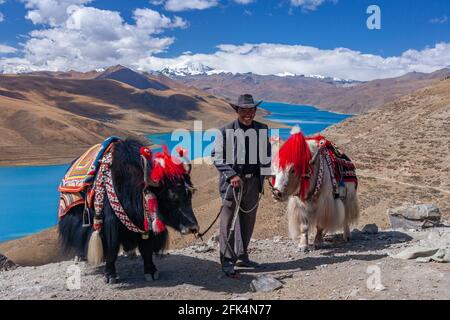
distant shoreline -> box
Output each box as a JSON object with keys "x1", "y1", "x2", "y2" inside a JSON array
[
  {"x1": 0, "y1": 102, "x2": 344, "y2": 168},
  {"x1": 0, "y1": 114, "x2": 285, "y2": 168},
  {"x1": 259, "y1": 101, "x2": 356, "y2": 116}
]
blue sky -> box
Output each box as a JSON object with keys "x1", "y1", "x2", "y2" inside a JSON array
[{"x1": 0, "y1": 0, "x2": 449, "y2": 80}]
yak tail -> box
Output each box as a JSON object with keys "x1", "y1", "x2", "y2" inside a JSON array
[{"x1": 87, "y1": 230, "x2": 104, "y2": 266}]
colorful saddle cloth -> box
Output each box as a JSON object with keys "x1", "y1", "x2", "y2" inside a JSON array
[
  {"x1": 325, "y1": 143, "x2": 358, "y2": 186},
  {"x1": 58, "y1": 192, "x2": 84, "y2": 219},
  {"x1": 59, "y1": 136, "x2": 120, "y2": 193},
  {"x1": 306, "y1": 136, "x2": 358, "y2": 201},
  {"x1": 58, "y1": 136, "x2": 120, "y2": 218},
  {"x1": 320, "y1": 141, "x2": 358, "y2": 199}
]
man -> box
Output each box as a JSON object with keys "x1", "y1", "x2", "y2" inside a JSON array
[{"x1": 211, "y1": 94, "x2": 271, "y2": 277}]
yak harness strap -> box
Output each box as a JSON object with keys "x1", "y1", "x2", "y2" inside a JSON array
[
  {"x1": 143, "y1": 192, "x2": 166, "y2": 234},
  {"x1": 93, "y1": 152, "x2": 166, "y2": 235},
  {"x1": 306, "y1": 147, "x2": 340, "y2": 201},
  {"x1": 94, "y1": 152, "x2": 145, "y2": 233}
]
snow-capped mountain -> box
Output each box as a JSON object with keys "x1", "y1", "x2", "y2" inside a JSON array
[
  {"x1": 274, "y1": 72, "x2": 358, "y2": 83},
  {"x1": 274, "y1": 72, "x2": 297, "y2": 77},
  {"x1": 159, "y1": 62, "x2": 359, "y2": 83},
  {"x1": 160, "y1": 62, "x2": 225, "y2": 77},
  {"x1": 305, "y1": 74, "x2": 351, "y2": 82}
]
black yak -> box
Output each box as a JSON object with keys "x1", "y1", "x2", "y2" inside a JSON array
[{"x1": 59, "y1": 139, "x2": 199, "y2": 283}]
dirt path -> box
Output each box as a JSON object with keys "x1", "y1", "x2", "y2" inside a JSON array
[
  {"x1": 1, "y1": 228, "x2": 450, "y2": 300},
  {"x1": 358, "y1": 173, "x2": 450, "y2": 195}
]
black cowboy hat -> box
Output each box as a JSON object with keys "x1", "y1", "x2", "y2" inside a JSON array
[{"x1": 229, "y1": 94, "x2": 263, "y2": 111}]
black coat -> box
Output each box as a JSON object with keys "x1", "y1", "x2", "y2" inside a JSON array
[{"x1": 211, "y1": 119, "x2": 271, "y2": 201}]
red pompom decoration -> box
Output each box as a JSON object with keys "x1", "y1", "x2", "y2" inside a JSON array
[
  {"x1": 140, "y1": 147, "x2": 153, "y2": 160},
  {"x1": 176, "y1": 146, "x2": 188, "y2": 158}
]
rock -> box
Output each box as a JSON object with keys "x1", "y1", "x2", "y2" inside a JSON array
[
  {"x1": 207, "y1": 234, "x2": 219, "y2": 247},
  {"x1": 250, "y1": 276, "x2": 283, "y2": 292},
  {"x1": 362, "y1": 224, "x2": 379, "y2": 234},
  {"x1": 232, "y1": 296, "x2": 252, "y2": 300},
  {"x1": 388, "y1": 204, "x2": 441, "y2": 229},
  {"x1": 0, "y1": 254, "x2": 17, "y2": 271},
  {"x1": 389, "y1": 246, "x2": 440, "y2": 260},
  {"x1": 349, "y1": 288, "x2": 360, "y2": 297},
  {"x1": 191, "y1": 243, "x2": 214, "y2": 253},
  {"x1": 273, "y1": 236, "x2": 283, "y2": 243}
]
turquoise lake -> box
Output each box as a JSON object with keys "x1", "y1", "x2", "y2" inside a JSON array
[{"x1": 0, "y1": 102, "x2": 351, "y2": 242}]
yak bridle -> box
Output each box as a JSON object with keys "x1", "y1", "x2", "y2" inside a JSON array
[{"x1": 139, "y1": 146, "x2": 196, "y2": 234}]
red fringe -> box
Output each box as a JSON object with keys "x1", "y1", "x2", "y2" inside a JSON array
[
  {"x1": 275, "y1": 132, "x2": 312, "y2": 200},
  {"x1": 153, "y1": 219, "x2": 166, "y2": 234},
  {"x1": 150, "y1": 145, "x2": 187, "y2": 183}
]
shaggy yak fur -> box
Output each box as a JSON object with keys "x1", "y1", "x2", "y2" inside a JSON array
[
  {"x1": 272, "y1": 131, "x2": 359, "y2": 251},
  {"x1": 59, "y1": 139, "x2": 199, "y2": 283}
]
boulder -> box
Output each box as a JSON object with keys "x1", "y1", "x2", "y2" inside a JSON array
[
  {"x1": 388, "y1": 204, "x2": 441, "y2": 229},
  {"x1": 250, "y1": 276, "x2": 283, "y2": 292},
  {"x1": 0, "y1": 254, "x2": 17, "y2": 271},
  {"x1": 362, "y1": 224, "x2": 379, "y2": 234}
]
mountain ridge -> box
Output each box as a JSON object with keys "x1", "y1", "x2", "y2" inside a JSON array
[{"x1": 165, "y1": 67, "x2": 450, "y2": 114}]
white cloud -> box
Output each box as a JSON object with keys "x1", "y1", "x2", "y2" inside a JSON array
[
  {"x1": 290, "y1": 0, "x2": 333, "y2": 11},
  {"x1": 0, "y1": 5, "x2": 187, "y2": 72},
  {"x1": 0, "y1": 44, "x2": 17, "y2": 54},
  {"x1": 1, "y1": 1, "x2": 449, "y2": 80},
  {"x1": 429, "y1": 16, "x2": 448, "y2": 24},
  {"x1": 164, "y1": 0, "x2": 219, "y2": 12},
  {"x1": 135, "y1": 42, "x2": 450, "y2": 81},
  {"x1": 21, "y1": 0, "x2": 93, "y2": 26},
  {"x1": 134, "y1": 8, "x2": 187, "y2": 33},
  {"x1": 234, "y1": 0, "x2": 254, "y2": 4}
]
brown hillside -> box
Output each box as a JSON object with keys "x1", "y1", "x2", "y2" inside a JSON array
[
  {"x1": 0, "y1": 72, "x2": 239, "y2": 165},
  {"x1": 324, "y1": 78, "x2": 450, "y2": 227},
  {"x1": 173, "y1": 68, "x2": 450, "y2": 114}
]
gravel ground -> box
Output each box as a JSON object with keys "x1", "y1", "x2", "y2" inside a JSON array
[{"x1": 1, "y1": 228, "x2": 450, "y2": 300}]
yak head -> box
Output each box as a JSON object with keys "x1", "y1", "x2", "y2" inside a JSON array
[
  {"x1": 271, "y1": 129, "x2": 315, "y2": 202},
  {"x1": 111, "y1": 139, "x2": 198, "y2": 235},
  {"x1": 141, "y1": 145, "x2": 199, "y2": 235}
]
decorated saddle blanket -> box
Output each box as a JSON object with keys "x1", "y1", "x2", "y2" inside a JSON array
[
  {"x1": 58, "y1": 136, "x2": 120, "y2": 193},
  {"x1": 57, "y1": 136, "x2": 120, "y2": 218},
  {"x1": 58, "y1": 192, "x2": 85, "y2": 219},
  {"x1": 324, "y1": 142, "x2": 358, "y2": 186},
  {"x1": 307, "y1": 136, "x2": 358, "y2": 200}
]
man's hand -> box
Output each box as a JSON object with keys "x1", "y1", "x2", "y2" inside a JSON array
[{"x1": 230, "y1": 175, "x2": 241, "y2": 188}]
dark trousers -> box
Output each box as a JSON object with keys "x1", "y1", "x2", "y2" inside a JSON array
[{"x1": 219, "y1": 176, "x2": 260, "y2": 264}]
